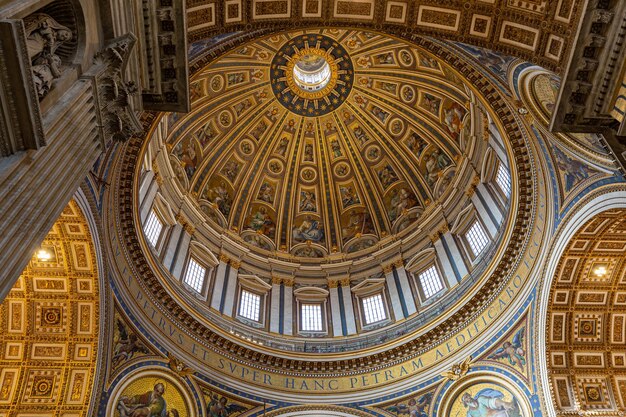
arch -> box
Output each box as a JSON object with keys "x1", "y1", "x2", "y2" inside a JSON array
[
  {"x1": 0, "y1": 198, "x2": 101, "y2": 415},
  {"x1": 450, "y1": 203, "x2": 477, "y2": 235},
  {"x1": 73, "y1": 186, "x2": 108, "y2": 415},
  {"x1": 351, "y1": 278, "x2": 386, "y2": 297},
  {"x1": 481, "y1": 147, "x2": 499, "y2": 183},
  {"x1": 293, "y1": 286, "x2": 330, "y2": 301},
  {"x1": 105, "y1": 367, "x2": 198, "y2": 417},
  {"x1": 405, "y1": 248, "x2": 437, "y2": 273},
  {"x1": 438, "y1": 372, "x2": 532, "y2": 417},
  {"x1": 238, "y1": 274, "x2": 272, "y2": 292},
  {"x1": 188, "y1": 240, "x2": 219, "y2": 268},
  {"x1": 537, "y1": 188, "x2": 626, "y2": 416},
  {"x1": 152, "y1": 193, "x2": 177, "y2": 226}
]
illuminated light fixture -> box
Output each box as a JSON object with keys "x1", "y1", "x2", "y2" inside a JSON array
[
  {"x1": 36, "y1": 249, "x2": 52, "y2": 261},
  {"x1": 593, "y1": 265, "x2": 608, "y2": 277}
]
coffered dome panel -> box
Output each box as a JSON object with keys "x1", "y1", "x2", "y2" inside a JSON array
[
  {"x1": 546, "y1": 210, "x2": 626, "y2": 415},
  {"x1": 166, "y1": 29, "x2": 472, "y2": 260}
]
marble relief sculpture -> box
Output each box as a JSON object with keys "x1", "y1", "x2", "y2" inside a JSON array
[{"x1": 24, "y1": 13, "x2": 73, "y2": 99}]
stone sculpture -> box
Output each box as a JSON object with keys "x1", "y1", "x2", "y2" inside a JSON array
[{"x1": 24, "y1": 13, "x2": 72, "y2": 99}]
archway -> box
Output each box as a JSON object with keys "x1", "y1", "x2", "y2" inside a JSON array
[
  {"x1": 0, "y1": 199, "x2": 101, "y2": 415},
  {"x1": 543, "y1": 206, "x2": 626, "y2": 414}
]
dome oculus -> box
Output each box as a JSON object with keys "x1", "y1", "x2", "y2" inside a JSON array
[
  {"x1": 293, "y1": 54, "x2": 332, "y2": 91},
  {"x1": 271, "y1": 34, "x2": 353, "y2": 116}
]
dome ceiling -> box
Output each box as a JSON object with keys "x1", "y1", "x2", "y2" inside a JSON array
[
  {"x1": 166, "y1": 29, "x2": 470, "y2": 258},
  {"x1": 117, "y1": 28, "x2": 538, "y2": 390}
]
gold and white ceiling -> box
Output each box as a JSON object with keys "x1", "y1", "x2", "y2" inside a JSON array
[{"x1": 164, "y1": 29, "x2": 482, "y2": 261}]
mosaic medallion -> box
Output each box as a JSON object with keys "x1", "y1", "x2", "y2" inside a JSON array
[{"x1": 271, "y1": 34, "x2": 354, "y2": 116}]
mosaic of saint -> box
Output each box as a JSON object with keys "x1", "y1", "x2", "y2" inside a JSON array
[
  {"x1": 447, "y1": 381, "x2": 525, "y2": 417},
  {"x1": 206, "y1": 393, "x2": 247, "y2": 417},
  {"x1": 114, "y1": 375, "x2": 190, "y2": 417},
  {"x1": 166, "y1": 29, "x2": 473, "y2": 259}
]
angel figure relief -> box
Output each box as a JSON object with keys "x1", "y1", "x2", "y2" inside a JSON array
[
  {"x1": 24, "y1": 13, "x2": 73, "y2": 99},
  {"x1": 488, "y1": 327, "x2": 526, "y2": 371}
]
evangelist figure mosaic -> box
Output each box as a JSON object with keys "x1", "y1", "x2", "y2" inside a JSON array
[
  {"x1": 447, "y1": 381, "x2": 525, "y2": 417},
  {"x1": 113, "y1": 375, "x2": 190, "y2": 417}
]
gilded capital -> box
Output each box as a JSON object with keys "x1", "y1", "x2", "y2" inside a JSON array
[
  {"x1": 382, "y1": 264, "x2": 394, "y2": 274},
  {"x1": 340, "y1": 278, "x2": 350, "y2": 287},
  {"x1": 429, "y1": 232, "x2": 441, "y2": 243},
  {"x1": 219, "y1": 254, "x2": 231, "y2": 264},
  {"x1": 328, "y1": 280, "x2": 339, "y2": 288},
  {"x1": 271, "y1": 276, "x2": 282, "y2": 285},
  {"x1": 230, "y1": 260, "x2": 241, "y2": 270}
]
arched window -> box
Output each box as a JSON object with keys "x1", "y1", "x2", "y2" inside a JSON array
[
  {"x1": 351, "y1": 278, "x2": 391, "y2": 329},
  {"x1": 144, "y1": 210, "x2": 164, "y2": 247},
  {"x1": 495, "y1": 162, "x2": 511, "y2": 197},
  {"x1": 239, "y1": 290, "x2": 261, "y2": 322},
  {"x1": 417, "y1": 265, "x2": 444, "y2": 299},
  {"x1": 181, "y1": 242, "x2": 218, "y2": 299},
  {"x1": 236, "y1": 275, "x2": 271, "y2": 327},
  {"x1": 481, "y1": 147, "x2": 511, "y2": 211},
  {"x1": 465, "y1": 220, "x2": 490, "y2": 258},
  {"x1": 451, "y1": 204, "x2": 493, "y2": 265},
  {"x1": 294, "y1": 287, "x2": 329, "y2": 335},
  {"x1": 183, "y1": 258, "x2": 207, "y2": 294},
  {"x1": 142, "y1": 193, "x2": 176, "y2": 254},
  {"x1": 406, "y1": 249, "x2": 449, "y2": 305},
  {"x1": 301, "y1": 304, "x2": 323, "y2": 331},
  {"x1": 361, "y1": 294, "x2": 387, "y2": 325}
]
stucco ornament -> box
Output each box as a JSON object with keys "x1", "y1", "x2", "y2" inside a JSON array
[
  {"x1": 441, "y1": 356, "x2": 473, "y2": 381},
  {"x1": 24, "y1": 13, "x2": 73, "y2": 99},
  {"x1": 92, "y1": 34, "x2": 142, "y2": 143}
]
